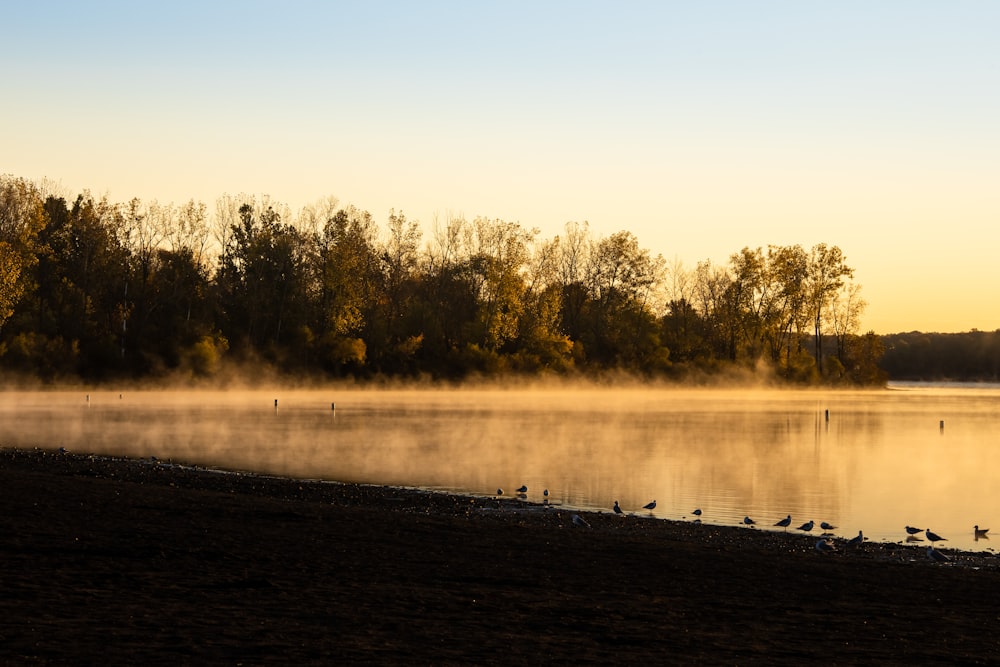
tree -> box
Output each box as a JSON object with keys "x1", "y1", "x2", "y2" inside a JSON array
[
  {"x1": 0, "y1": 176, "x2": 46, "y2": 332},
  {"x1": 311, "y1": 206, "x2": 381, "y2": 373},
  {"x1": 727, "y1": 247, "x2": 775, "y2": 362},
  {"x1": 517, "y1": 235, "x2": 573, "y2": 371},
  {"x1": 465, "y1": 217, "x2": 534, "y2": 353},
  {"x1": 22, "y1": 193, "x2": 130, "y2": 376},
  {"x1": 806, "y1": 243, "x2": 853, "y2": 374},
  {"x1": 830, "y1": 281, "x2": 866, "y2": 371},
  {"x1": 765, "y1": 244, "x2": 809, "y2": 371},
  {"x1": 582, "y1": 230, "x2": 667, "y2": 369},
  {"x1": 691, "y1": 259, "x2": 734, "y2": 361},
  {"x1": 215, "y1": 196, "x2": 309, "y2": 356},
  {"x1": 371, "y1": 209, "x2": 423, "y2": 373}
]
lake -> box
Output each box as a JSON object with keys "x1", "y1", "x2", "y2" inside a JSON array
[{"x1": 2, "y1": 384, "x2": 998, "y2": 552}]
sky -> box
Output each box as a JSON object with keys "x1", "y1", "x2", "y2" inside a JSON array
[{"x1": 4, "y1": 1, "x2": 998, "y2": 334}]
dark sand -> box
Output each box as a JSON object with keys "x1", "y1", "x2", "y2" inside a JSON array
[{"x1": 2, "y1": 448, "x2": 999, "y2": 665}]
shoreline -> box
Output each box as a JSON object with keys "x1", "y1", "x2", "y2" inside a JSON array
[
  {"x1": 4, "y1": 447, "x2": 1000, "y2": 664},
  {"x1": 13, "y1": 446, "x2": 997, "y2": 562}
]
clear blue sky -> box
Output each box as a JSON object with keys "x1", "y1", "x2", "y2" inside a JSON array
[{"x1": 4, "y1": 1, "x2": 999, "y2": 333}]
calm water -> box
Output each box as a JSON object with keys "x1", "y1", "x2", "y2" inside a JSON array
[{"x1": 3, "y1": 384, "x2": 999, "y2": 552}]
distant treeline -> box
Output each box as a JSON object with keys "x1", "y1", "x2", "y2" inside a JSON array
[
  {"x1": 880, "y1": 330, "x2": 1000, "y2": 382},
  {"x1": 0, "y1": 174, "x2": 884, "y2": 385}
]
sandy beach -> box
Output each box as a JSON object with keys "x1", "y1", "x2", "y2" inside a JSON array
[{"x1": 2, "y1": 447, "x2": 999, "y2": 665}]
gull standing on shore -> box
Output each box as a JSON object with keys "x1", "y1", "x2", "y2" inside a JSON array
[
  {"x1": 613, "y1": 500, "x2": 623, "y2": 515},
  {"x1": 774, "y1": 515, "x2": 791, "y2": 530},
  {"x1": 743, "y1": 516, "x2": 756, "y2": 527},
  {"x1": 797, "y1": 520, "x2": 815, "y2": 532},
  {"x1": 815, "y1": 538, "x2": 837, "y2": 553},
  {"x1": 905, "y1": 526, "x2": 923, "y2": 536},
  {"x1": 925, "y1": 529, "x2": 947, "y2": 544},
  {"x1": 927, "y1": 545, "x2": 951, "y2": 562},
  {"x1": 643, "y1": 500, "x2": 656, "y2": 512},
  {"x1": 847, "y1": 530, "x2": 864, "y2": 549}
]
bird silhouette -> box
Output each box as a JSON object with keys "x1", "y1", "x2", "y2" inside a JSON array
[
  {"x1": 797, "y1": 520, "x2": 815, "y2": 532},
  {"x1": 774, "y1": 515, "x2": 792, "y2": 530},
  {"x1": 643, "y1": 500, "x2": 657, "y2": 511},
  {"x1": 516, "y1": 485, "x2": 528, "y2": 494},
  {"x1": 974, "y1": 525, "x2": 989, "y2": 539},
  {"x1": 927, "y1": 545, "x2": 950, "y2": 562},
  {"x1": 743, "y1": 516, "x2": 756, "y2": 526},
  {"x1": 613, "y1": 500, "x2": 623, "y2": 515},
  {"x1": 496, "y1": 488, "x2": 503, "y2": 496},
  {"x1": 815, "y1": 538, "x2": 837, "y2": 553},
  {"x1": 905, "y1": 526, "x2": 923, "y2": 536},
  {"x1": 925, "y1": 529, "x2": 947, "y2": 544},
  {"x1": 847, "y1": 530, "x2": 864, "y2": 549},
  {"x1": 692, "y1": 508, "x2": 702, "y2": 517},
  {"x1": 820, "y1": 521, "x2": 837, "y2": 531},
  {"x1": 571, "y1": 514, "x2": 591, "y2": 529}
]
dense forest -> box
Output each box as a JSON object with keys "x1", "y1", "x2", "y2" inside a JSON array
[
  {"x1": 880, "y1": 330, "x2": 1000, "y2": 382},
  {"x1": 0, "y1": 174, "x2": 890, "y2": 385}
]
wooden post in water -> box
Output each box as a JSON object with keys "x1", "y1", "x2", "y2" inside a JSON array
[
  {"x1": 825, "y1": 409, "x2": 830, "y2": 422},
  {"x1": 274, "y1": 398, "x2": 278, "y2": 412},
  {"x1": 940, "y1": 420, "x2": 945, "y2": 430},
  {"x1": 331, "y1": 402, "x2": 336, "y2": 412}
]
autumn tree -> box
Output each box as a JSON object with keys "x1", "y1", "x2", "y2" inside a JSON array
[
  {"x1": 20, "y1": 193, "x2": 130, "y2": 376},
  {"x1": 765, "y1": 244, "x2": 810, "y2": 371},
  {"x1": 582, "y1": 230, "x2": 667, "y2": 370},
  {"x1": 0, "y1": 176, "x2": 46, "y2": 333},
  {"x1": 214, "y1": 197, "x2": 309, "y2": 356},
  {"x1": 806, "y1": 243, "x2": 854, "y2": 374},
  {"x1": 310, "y1": 206, "x2": 382, "y2": 373},
  {"x1": 517, "y1": 235, "x2": 574, "y2": 371}
]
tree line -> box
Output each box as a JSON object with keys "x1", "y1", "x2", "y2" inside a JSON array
[
  {"x1": 880, "y1": 330, "x2": 1000, "y2": 382},
  {"x1": 0, "y1": 174, "x2": 885, "y2": 384}
]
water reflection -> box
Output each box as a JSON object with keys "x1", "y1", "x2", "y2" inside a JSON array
[{"x1": 1, "y1": 385, "x2": 998, "y2": 552}]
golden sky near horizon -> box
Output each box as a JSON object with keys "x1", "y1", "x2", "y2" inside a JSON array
[{"x1": 4, "y1": 2, "x2": 998, "y2": 334}]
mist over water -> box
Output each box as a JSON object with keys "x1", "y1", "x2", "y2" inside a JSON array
[{"x1": 3, "y1": 384, "x2": 999, "y2": 552}]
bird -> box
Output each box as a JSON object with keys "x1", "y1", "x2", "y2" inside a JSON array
[
  {"x1": 543, "y1": 489, "x2": 549, "y2": 497},
  {"x1": 571, "y1": 514, "x2": 591, "y2": 529},
  {"x1": 643, "y1": 500, "x2": 657, "y2": 511},
  {"x1": 847, "y1": 530, "x2": 864, "y2": 549},
  {"x1": 905, "y1": 526, "x2": 923, "y2": 536},
  {"x1": 613, "y1": 500, "x2": 623, "y2": 515},
  {"x1": 797, "y1": 520, "x2": 815, "y2": 532},
  {"x1": 743, "y1": 516, "x2": 756, "y2": 526},
  {"x1": 496, "y1": 488, "x2": 503, "y2": 496},
  {"x1": 516, "y1": 485, "x2": 528, "y2": 494},
  {"x1": 927, "y1": 545, "x2": 951, "y2": 563},
  {"x1": 925, "y1": 529, "x2": 947, "y2": 544},
  {"x1": 820, "y1": 521, "x2": 837, "y2": 531},
  {"x1": 974, "y1": 525, "x2": 989, "y2": 539},
  {"x1": 815, "y1": 538, "x2": 837, "y2": 553},
  {"x1": 774, "y1": 515, "x2": 792, "y2": 530},
  {"x1": 692, "y1": 508, "x2": 702, "y2": 517}
]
